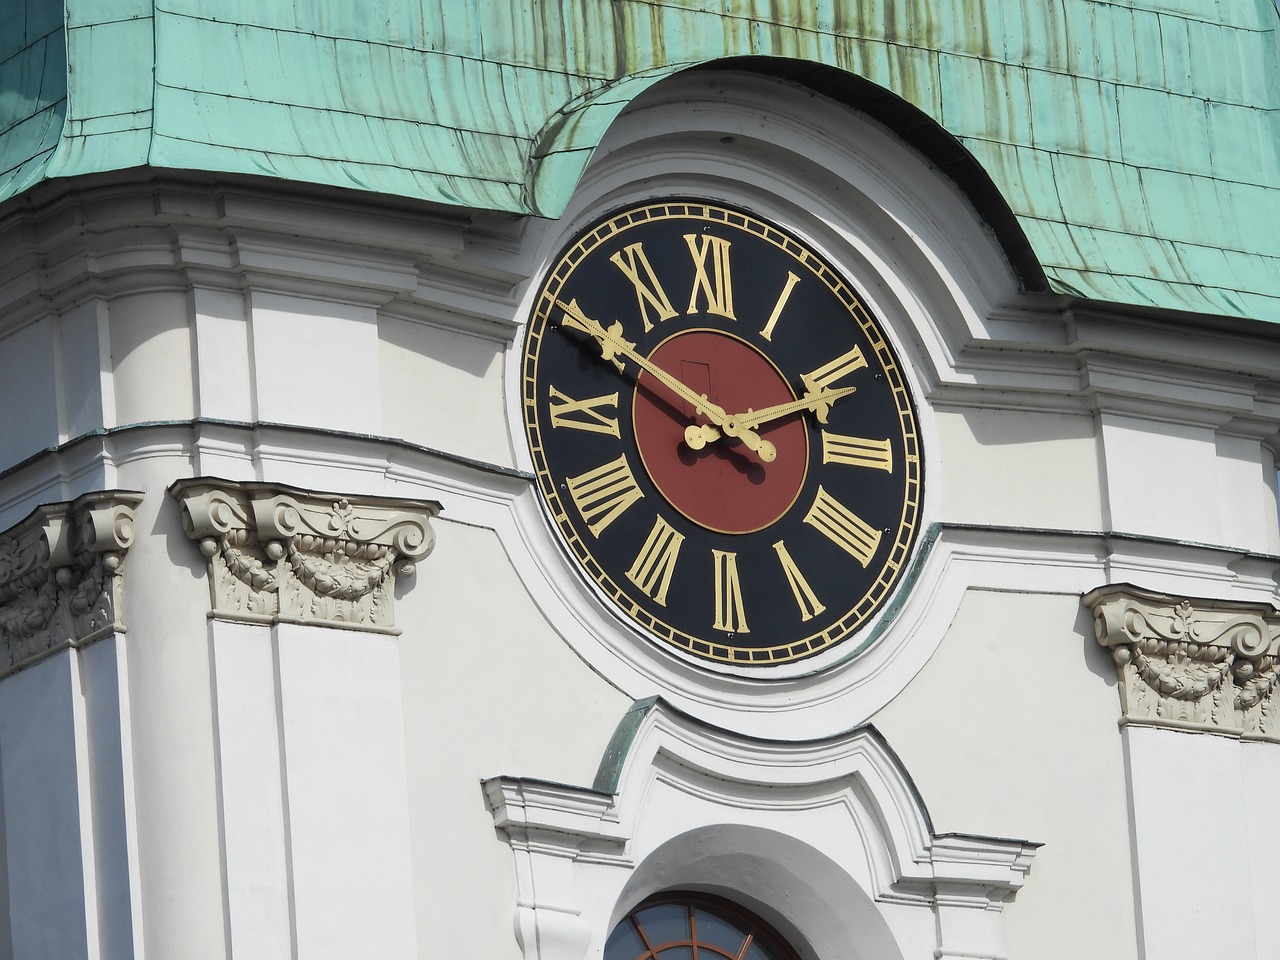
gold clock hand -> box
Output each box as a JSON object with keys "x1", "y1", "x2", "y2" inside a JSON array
[
  {"x1": 694, "y1": 385, "x2": 857, "y2": 453},
  {"x1": 683, "y1": 423, "x2": 720, "y2": 450},
  {"x1": 686, "y1": 421, "x2": 776, "y2": 462},
  {"x1": 555, "y1": 299, "x2": 776, "y2": 461},
  {"x1": 732, "y1": 384, "x2": 858, "y2": 430}
]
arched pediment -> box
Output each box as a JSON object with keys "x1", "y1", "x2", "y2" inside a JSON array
[{"x1": 484, "y1": 698, "x2": 1038, "y2": 960}]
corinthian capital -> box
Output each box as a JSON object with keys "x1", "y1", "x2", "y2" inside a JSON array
[
  {"x1": 0, "y1": 491, "x2": 143, "y2": 676},
  {"x1": 169, "y1": 478, "x2": 441, "y2": 634},
  {"x1": 1084, "y1": 584, "x2": 1280, "y2": 741}
]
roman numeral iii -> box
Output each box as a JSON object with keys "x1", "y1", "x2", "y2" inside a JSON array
[
  {"x1": 684, "y1": 233, "x2": 735, "y2": 319},
  {"x1": 565, "y1": 455, "x2": 644, "y2": 537},
  {"x1": 712, "y1": 549, "x2": 749, "y2": 633},
  {"x1": 626, "y1": 516, "x2": 684, "y2": 605},
  {"x1": 803, "y1": 486, "x2": 882, "y2": 567},
  {"x1": 609, "y1": 242, "x2": 678, "y2": 331},
  {"x1": 821, "y1": 433, "x2": 893, "y2": 471},
  {"x1": 548, "y1": 385, "x2": 620, "y2": 437}
]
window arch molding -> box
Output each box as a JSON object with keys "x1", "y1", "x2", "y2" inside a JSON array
[
  {"x1": 606, "y1": 826, "x2": 902, "y2": 960},
  {"x1": 484, "y1": 698, "x2": 1038, "y2": 960}
]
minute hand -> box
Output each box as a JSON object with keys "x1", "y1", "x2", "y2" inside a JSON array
[{"x1": 555, "y1": 299, "x2": 774, "y2": 460}]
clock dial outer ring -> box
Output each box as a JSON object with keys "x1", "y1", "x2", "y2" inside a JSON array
[{"x1": 521, "y1": 199, "x2": 923, "y2": 668}]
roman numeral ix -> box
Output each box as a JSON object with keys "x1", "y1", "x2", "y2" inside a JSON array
[{"x1": 548, "y1": 385, "x2": 620, "y2": 437}]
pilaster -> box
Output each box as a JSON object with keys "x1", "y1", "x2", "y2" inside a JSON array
[
  {"x1": 169, "y1": 477, "x2": 440, "y2": 633},
  {"x1": 0, "y1": 491, "x2": 143, "y2": 679},
  {"x1": 1084, "y1": 583, "x2": 1280, "y2": 960},
  {"x1": 168, "y1": 477, "x2": 442, "y2": 960},
  {"x1": 1085, "y1": 583, "x2": 1280, "y2": 741}
]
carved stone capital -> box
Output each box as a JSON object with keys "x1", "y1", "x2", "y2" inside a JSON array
[
  {"x1": 169, "y1": 478, "x2": 440, "y2": 634},
  {"x1": 1084, "y1": 584, "x2": 1280, "y2": 741},
  {"x1": 0, "y1": 491, "x2": 143, "y2": 677}
]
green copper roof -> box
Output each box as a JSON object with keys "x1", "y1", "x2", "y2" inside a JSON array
[{"x1": 2, "y1": 1, "x2": 1278, "y2": 322}]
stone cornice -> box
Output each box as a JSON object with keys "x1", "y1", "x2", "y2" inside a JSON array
[
  {"x1": 0, "y1": 490, "x2": 143, "y2": 678},
  {"x1": 169, "y1": 478, "x2": 441, "y2": 634},
  {"x1": 1084, "y1": 583, "x2": 1280, "y2": 741}
]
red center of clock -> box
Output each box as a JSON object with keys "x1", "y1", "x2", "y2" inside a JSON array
[{"x1": 632, "y1": 330, "x2": 808, "y2": 534}]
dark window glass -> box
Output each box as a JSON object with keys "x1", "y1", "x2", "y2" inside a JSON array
[{"x1": 605, "y1": 894, "x2": 800, "y2": 960}]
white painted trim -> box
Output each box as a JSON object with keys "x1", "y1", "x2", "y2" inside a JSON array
[{"x1": 484, "y1": 699, "x2": 1037, "y2": 960}]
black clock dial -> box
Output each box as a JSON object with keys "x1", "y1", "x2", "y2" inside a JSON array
[{"x1": 522, "y1": 200, "x2": 922, "y2": 666}]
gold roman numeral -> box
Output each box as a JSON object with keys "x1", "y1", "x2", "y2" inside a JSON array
[
  {"x1": 684, "y1": 234, "x2": 735, "y2": 319},
  {"x1": 772, "y1": 540, "x2": 826, "y2": 621},
  {"x1": 801, "y1": 345, "x2": 868, "y2": 393},
  {"x1": 804, "y1": 486, "x2": 882, "y2": 567},
  {"x1": 759, "y1": 270, "x2": 800, "y2": 341},
  {"x1": 565, "y1": 455, "x2": 644, "y2": 537},
  {"x1": 626, "y1": 515, "x2": 684, "y2": 605},
  {"x1": 821, "y1": 433, "x2": 893, "y2": 472},
  {"x1": 548, "y1": 385, "x2": 620, "y2": 437},
  {"x1": 609, "y1": 242, "x2": 678, "y2": 332},
  {"x1": 712, "y1": 549, "x2": 749, "y2": 633}
]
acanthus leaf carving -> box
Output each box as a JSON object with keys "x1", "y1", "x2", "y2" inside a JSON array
[
  {"x1": 1085, "y1": 584, "x2": 1280, "y2": 741},
  {"x1": 170, "y1": 478, "x2": 440, "y2": 634},
  {"x1": 0, "y1": 491, "x2": 143, "y2": 678}
]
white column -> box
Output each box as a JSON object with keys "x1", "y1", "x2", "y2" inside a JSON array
[
  {"x1": 1123, "y1": 727, "x2": 1258, "y2": 960},
  {"x1": 276, "y1": 622, "x2": 418, "y2": 960},
  {"x1": 210, "y1": 620, "x2": 292, "y2": 960},
  {"x1": 0, "y1": 654, "x2": 93, "y2": 960},
  {"x1": 1240, "y1": 741, "x2": 1280, "y2": 956},
  {"x1": 1088, "y1": 585, "x2": 1280, "y2": 960},
  {"x1": 77, "y1": 637, "x2": 143, "y2": 960}
]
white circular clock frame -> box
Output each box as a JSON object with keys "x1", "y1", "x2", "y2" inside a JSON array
[{"x1": 504, "y1": 69, "x2": 1021, "y2": 740}]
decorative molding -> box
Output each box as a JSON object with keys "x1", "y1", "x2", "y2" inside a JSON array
[
  {"x1": 1085, "y1": 583, "x2": 1280, "y2": 741},
  {"x1": 169, "y1": 478, "x2": 440, "y2": 634},
  {"x1": 0, "y1": 490, "x2": 143, "y2": 678},
  {"x1": 483, "y1": 699, "x2": 1038, "y2": 960}
]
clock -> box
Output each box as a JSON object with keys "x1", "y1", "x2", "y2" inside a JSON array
[{"x1": 521, "y1": 200, "x2": 921, "y2": 666}]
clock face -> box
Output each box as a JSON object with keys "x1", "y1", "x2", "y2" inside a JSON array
[{"x1": 522, "y1": 200, "x2": 922, "y2": 666}]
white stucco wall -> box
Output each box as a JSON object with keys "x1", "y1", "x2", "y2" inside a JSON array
[
  {"x1": 872, "y1": 589, "x2": 1140, "y2": 959},
  {"x1": 0, "y1": 66, "x2": 1276, "y2": 959}
]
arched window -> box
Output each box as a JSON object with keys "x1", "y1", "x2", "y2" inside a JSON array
[{"x1": 605, "y1": 894, "x2": 801, "y2": 960}]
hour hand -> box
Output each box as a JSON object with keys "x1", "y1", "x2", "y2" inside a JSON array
[
  {"x1": 689, "y1": 384, "x2": 856, "y2": 460},
  {"x1": 736, "y1": 384, "x2": 858, "y2": 430}
]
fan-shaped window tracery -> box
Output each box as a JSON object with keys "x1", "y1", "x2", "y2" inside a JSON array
[{"x1": 605, "y1": 894, "x2": 800, "y2": 960}]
